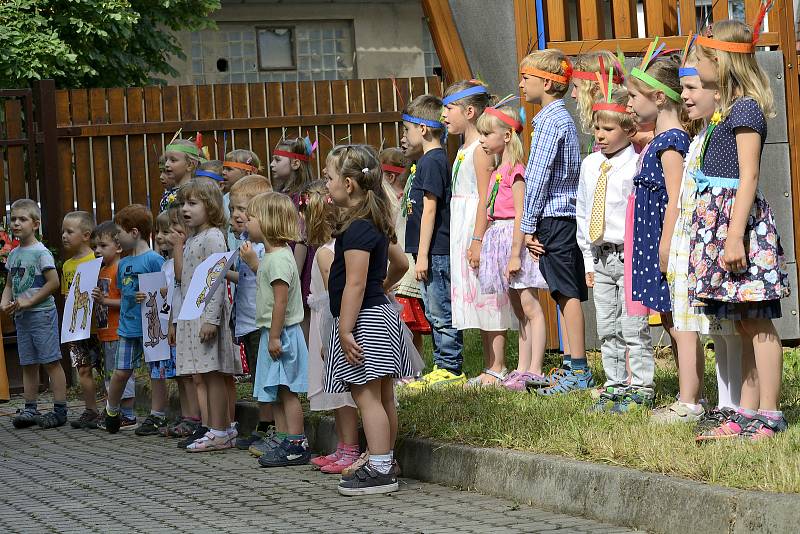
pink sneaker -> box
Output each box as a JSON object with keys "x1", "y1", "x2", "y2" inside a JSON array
[
  {"x1": 311, "y1": 450, "x2": 340, "y2": 468},
  {"x1": 185, "y1": 431, "x2": 233, "y2": 452},
  {"x1": 504, "y1": 372, "x2": 539, "y2": 392},
  {"x1": 320, "y1": 454, "x2": 361, "y2": 474}
]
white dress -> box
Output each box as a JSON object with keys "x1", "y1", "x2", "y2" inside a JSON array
[{"x1": 449, "y1": 139, "x2": 514, "y2": 331}]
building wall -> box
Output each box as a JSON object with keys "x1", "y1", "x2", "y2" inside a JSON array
[{"x1": 166, "y1": 0, "x2": 436, "y2": 85}]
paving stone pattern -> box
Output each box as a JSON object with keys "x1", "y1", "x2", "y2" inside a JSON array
[{"x1": 0, "y1": 401, "x2": 639, "y2": 533}]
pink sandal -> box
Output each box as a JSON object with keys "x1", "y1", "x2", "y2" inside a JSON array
[{"x1": 185, "y1": 431, "x2": 232, "y2": 452}]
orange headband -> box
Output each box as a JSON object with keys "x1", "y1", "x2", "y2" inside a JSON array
[
  {"x1": 695, "y1": 35, "x2": 754, "y2": 54},
  {"x1": 223, "y1": 161, "x2": 258, "y2": 173},
  {"x1": 520, "y1": 67, "x2": 569, "y2": 85},
  {"x1": 273, "y1": 149, "x2": 311, "y2": 161}
]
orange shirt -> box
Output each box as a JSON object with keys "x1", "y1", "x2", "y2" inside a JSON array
[{"x1": 97, "y1": 262, "x2": 121, "y2": 342}]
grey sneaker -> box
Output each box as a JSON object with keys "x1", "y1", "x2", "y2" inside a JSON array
[
  {"x1": 12, "y1": 408, "x2": 40, "y2": 429},
  {"x1": 248, "y1": 429, "x2": 280, "y2": 457},
  {"x1": 651, "y1": 401, "x2": 704, "y2": 424},
  {"x1": 338, "y1": 464, "x2": 399, "y2": 496}
]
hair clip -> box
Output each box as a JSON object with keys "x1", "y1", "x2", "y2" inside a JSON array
[{"x1": 361, "y1": 168, "x2": 370, "y2": 175}]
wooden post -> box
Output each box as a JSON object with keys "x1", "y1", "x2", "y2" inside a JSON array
[
  {"x1": 32, "y1": 80, "x2": 63, "y2": 251},
  {"x1": 0, "y1": 330, "x2": 8, "y2": 401},
  {"x1": 421, "y1": 0, "x2": 472, "y2": 83}
]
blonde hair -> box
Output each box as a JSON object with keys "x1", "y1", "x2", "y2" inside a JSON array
[
  {"x1": 229, "y1": 175, "x2": 272, "y2": 200},
  {"x1": 326, "y1": 144, "x2": 397, "y2": 243},
  {"x1": 592, "y1": 87, "x2": 637, "y2": 132},
  {"x1": 198, "y1": 159, "x2": 224, "y2": 175},
  {"x1": 176, "y1": 177, "x2": 227, "y2": 231},
  {"x1": 573, "y1": 50, "x2": 624, "y2": 133},
  {"x1": 696, "y1": 20, "x2": 775, "y2": 118},
  {"x1": 273, "y1": 138, "x2": 313, "y2": 195},
  {"x1": 443, "y1": 79, "x2": 493, "y2": 115},
  {"x1": 10, "y1": 199, "x2": 41, "y2": 221},
  {"x1": 225, "y1": 149, "x2": 262, "y2": 171},
  {"x1": 301, "y1": 180, "x2": 338, "y2": 247},
  {"x1": 246, "y1": 192, "x2": 301, "y2": 246},
  {"x1": 165, "y1": 139, "x2": 202, "y2": 171},
  {"x1": 63, "y1": 211, "x2": 95, "y2": 235},
  {"x1": 475, "y1": 105, "x2": 525, "y2": 168},
  {"x1": 520, "y1": 49, "x2": 571, "y2": 96}
]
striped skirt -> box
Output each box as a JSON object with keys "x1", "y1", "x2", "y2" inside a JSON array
[{"x1": 325, "y1": 303, "x2": 414, "y2": 393}]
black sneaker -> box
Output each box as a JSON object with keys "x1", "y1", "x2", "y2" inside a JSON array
[
  {"x1": 36, "y1": 411, "x2": 67, "y2": 429},
  {"x1": 258, "y1": 438, "x2": 311, "y2": 467},
  {"x1": 12, "y1": 408, "x2": 40, "y2": 429},
  {"x1": 105, "y1": 410, "x2": 121, "y2": 434},
  {"x1": 694, "y1": 406, "x2": 735, "y2": 433},
  {"x1": 338, "y1": 464, "x2": 399, "y2": 496},
  {"x1": 135, "y1": 414, "x2": 166, "y2": 436},
  {"x1": 178, "y1": 425, "x2": 208, "y2": 449},
  {"x1": 120, "y1": 415, "x2": 138, "y2": 430},
  {"x1": 71, "y1": 410, "x2": 100, "y2": 429},
  {"x1": 235, "y1": 430, "x2": 269, "y2": 450}
]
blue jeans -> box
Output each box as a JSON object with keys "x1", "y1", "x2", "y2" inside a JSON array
[{"x1": 419, "y1": 254, "x2": 463, "y2": 374}]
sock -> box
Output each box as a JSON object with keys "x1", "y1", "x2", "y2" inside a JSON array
[
  {"x1": 680, "y1": 402, "x2": 702, "y2": 412},
  {"x1": 24, "y1": 401, "x2": 37, "y2": 413},
  {"x1": 229, "y1": 421, "x2": 238, "y2": 430},
  {"x1": 562, "y1": 354, "x2": 572, "y2": 369},
  {"x1": 738, "y1": 408, "x2": 757, "y2": 417},
  {"x1": 106, "y1": 402, "x2": 120, "y2": 416},
  {"x1": 210, "y1": 428, "x2": 227, "y2": 438},
  {"x1": 288, "y1": 434, "x2": 306, "y2": 447},
  {"x1": 339, "y1": 443, "x2": 360, "y2": 459},
  {"x1": 186, "y1": 416, "x2": 201, "y2": 423},
  {"x1": 713, "y1": 336, "x2": 732, "y2": 409},
  {"x1": 757, "y1": 409, "x2": 783, "y2": 420},
  {"x1": 54, "y1": 401, "x2": 67, "y2": 416},
  {"x1": 121, "y1": 407, "x2": 135, "y2": 420},
  {"x1": 150, "y1": 410, "x2": 165, "y2": 418},
  {"x1": 257, "y1": 420, "x2": 275, "y2": 432},
  {"x1": 275, "y1": 431, "x2": 288, "y2": 441},
  {"x1": 368, "y1": 452, "x2": 393, "y2": 475},
  {"x1": 570, "y1": 358, "x2": 588, "y2": 371}
]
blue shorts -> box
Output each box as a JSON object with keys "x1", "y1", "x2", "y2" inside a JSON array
[
  {"x1": 114, "y1": 336, "x2": 144, "y2": 371},
  {"x1": 148, "y1": 346, "x2": 177, "y2": 379},
  {"x1": 102, "y1": 340, "x2": 135, "y2": 399},
  {"x1": 15, "y1": 308, "x2": 62, "y2": 366}
]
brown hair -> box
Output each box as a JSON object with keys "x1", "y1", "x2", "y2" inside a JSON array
[
  {"x1": 326, "y1": 144, "x2": 396, "y2": 243},
  {"x1": 403, "y1": 95, "x2": 445, "y2": 139},
  {"x1": 114, "y1": 204, "x2": 153, "y2": 240},
  {"x1": 63, "y1": 211, "x2": 95, "y2": 235},
  {"x1": 520, "y1": 49, "x2": 571, "y2": 96},
  {"x1": 246, "y1": 192, "x2": 301, "y2": 246},
  {"x1": 301, "y1": 180, "x2": 338, "y2": 247},
  {"x1": 444, "y1": 79, "x2": 493, "y2": 115},
  {"x1": 167, "y1": 204, "x2": 184, "y2": 232},
  {"x1": 198, "y1": 159, "x2": 224, "y2": 176},
  {"x1": 92, "y1": 221, "x2": 121, "y2": 244},
  {"x1": 176, "y1": 177, "x2": 227, "y2": 231},
  {"x1": 224, "y1": 149, "x2": 262, "y2": 171},
  {"x1": 155, "y1": 210, "x2": 171, "y2": 233},
  {"x1": 379, "y1": 147, "x2": 406, "y2": 169},
  {"x1": 592, "y1": 87, "x2": 637, "y2": 132},
  {"x1": 10, "y1": 199, "x2": 41, "y2": 221},
  {"x1": 273, "y1": 138, "x2": 314, "y2": 195}
]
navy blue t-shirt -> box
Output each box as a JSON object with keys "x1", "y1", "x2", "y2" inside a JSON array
[
  {"x1": 329, "y1": 219, "x2": 390, "y2": 318},
  {"x1": 404, "y1": 148, "x2": 451, "y2": 255}
]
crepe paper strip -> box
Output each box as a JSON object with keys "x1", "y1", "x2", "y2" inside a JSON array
[
  {"x1": 168, "y1": 128, "x2": 182, "y2": 146},
  {"x1": 272, "y1": 150, "x2": 310, "y2": 162},
  {"x1": 401, "y1": 114, "x2": 445, "y2": 129},
  {"x1": 224, "y1": 160, "x2": 260, "y2": 171},
  {"x1": 752, "y1": 0, "x2": 776, "y2": 46},
  {"x1": 487, "y1": 172, "x2": 502, "y2": 217},
  {"x1": 484, "y1": 107, "x2": 523, "y2": 133},
  {"x1": 195, "y1": 170, "x2": 223, "y2": 182},
  {"x1": 442, "y1": 85, "x2": 489, "y2": 106},
  {"x1": 572, "y1": 70, "x2": 624, "y2": 84},
  {"x1": 381, "y1": 164, "x2": 406, "y2": 174},
  {"x1": 679, "y1": 67, "x2": 699, "y2": 77},
  {"x1": 520, "y1": 66, "x2": 569, "y2": 85},
  {"x1": 592, "y1": 102, "x2": 629, "y2": 113},
  {"x1": 681, "y1": 33, "x2": 697, "y2": 66},
  {"x1": 630, "y1": 68, "x2": 683, "y2": 103},
  {"x1": 166, "y1": 143, "x2": 204, "y2": 159},
  {"x1": 695, "y1": 35, "x2": 754, "y2": 54}
]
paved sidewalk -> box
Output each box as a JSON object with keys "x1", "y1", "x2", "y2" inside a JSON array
[{"x1": 0, "y1": 402, "x2": 638, "y2": 534}]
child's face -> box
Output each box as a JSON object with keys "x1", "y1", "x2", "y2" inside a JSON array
[
  {"x1": 696, "y1": 53, "x2": 719, "y2": 88},
  {"x1": 519, "y1": 74, "x2": 544, "y2": 104},
  {"x1": 9, "y1": 209, "x2": 39, "y2": 242},
  {"x1": 245, "y1": 214, "x2": 263, "y2": 243},
  {"x1": 442, "y1": 103, "x2": 469, "y2": 135},
  {"x1": 164, "y1": 151, "x2": 191, "y2": 183},
  {"x1": 181, "y1": 195, "x2": 209, "y2": 230},
  {"x1": 569, "y1": 78, "x2": 583, "y2": 101},
  {"x1": 62, "y1": 218, "x2": 88, "y2": 254},
  {"x1": 626, "y1": 85, "x2": 659, "y2": 124},
  {"x1": 229, "y1": 194, "x2": 250, "y2": 236},
  {"x1": 325, "y1": 162, "x2": 350, "y2": 207},
  {"x1": 269, "y1": 154, "x2": 294, "y2": 181},
  {"x1": 681, "y1": 75, "x2": 718, "y2": 121},
  {"x1": 593, "y1": 118, "x2": 631, "y2": 156},
  {"x1": 155, "y1": 227, "x2": 173, "y2": 255},
  {"x1": 94, "y1": 234, "x2": 121, "y2": 265},
  {"x1": 401, "y1": 122, "x2": 424, "y2": 152},
  {"x1": 222, "y1": 166, "x2": 247, "y2": 192},
  {"x1": 479, "y1": 127, "x2": 507, "y2": 156},
  {"x1": 159, "y1": 167, "x2": 173, "y2": 188}
]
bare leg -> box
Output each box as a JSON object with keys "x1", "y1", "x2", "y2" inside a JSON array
[
  {"x1": 509, "y1": 290, "x2": 530, "y2": 372},
  {"x1": 480, "y1": 330, "x2": 506, "y2": 379},
  {"x1": 177, "y1": 376, "x2": 200, "y2": 418},
  {"x1": 77, "y1": 365, "x2": 97, "y2": 411},
  {"x1": 224, "y1": 374, "x2": 236, "y2": 423},
  {"x1": 664, "y1": 313, "x2": 703, "y2": 405},
  {"x1": 412, "y1": 332, "x2": 424, "y2": 356},
  {"x1": 277, "y1": 386, "x2": 304, "y2": 435},
  {"x1": 520, "y1": 289, "x2": 546, "y2": 375},
  {"x1": 21, "y1": 365, "x2": 40, "y2": 404},
  {"x1": 43, "y1": 361, "x2": 67, "y2": 403},
  {"x1": 334, "y1": 406, "x2": 360, "y2": 446},
  {"x1": 557, "y1": 304, "x2": 572, "y2": 357},
  {"x1": 350, "y1": 380, "x2": 391, "y2": 455},
  {"x1": 740, "y1": 319, "x2": 782, "y2": 411},
  {"x1": 380, "y1": 378, "x2": 398, "y2": 446},
  {"x1": 107, "y1": 368, "x2": 133, "y2": 409},
  {"x1": 204, "y1": 371, "x2": 230, "y2": 430},
  {"x1": 259, "y1": 402, "x2": 274, "y2": 423},
  {"x1": 555, "y1": 295, "x2": 584, "y2": 360},
  {"x1": 193, "y1": 373, "x2": 208, "y2": 426},
  {"x1": 272, "y1": 402, "x2": 287, "y2": 433},
  {"x1": 150, "y1": 378, "x2": 167, "y2": 413}
]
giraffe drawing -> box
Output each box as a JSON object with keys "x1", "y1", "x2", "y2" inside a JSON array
[
  {"x1": 144, "y1": 291, "x2": 167, "y2": 348},
  {"x1": 69, "y1": 272, "x2": 91, "y2": 333},
  {"x1": 195, "y1": 256, "x2": 228, "y2": 307}
]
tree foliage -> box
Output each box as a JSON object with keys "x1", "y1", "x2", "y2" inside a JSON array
[{"x1": 0, "y1": 0, "x2": 220, "y2": 88}]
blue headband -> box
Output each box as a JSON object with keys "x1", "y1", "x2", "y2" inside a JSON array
[
  {"x1": 401, "y1": 114, "x2": 444, "y2": 129},
  {"x1": 195, "y1": 170, "x2": 224, "y2": 181},
  {"x1": 678, "y1": 67, "x2": 698, "y2": 78},
  {"x1": 441, "y1": 85, "x2": 488, "y2": 106}
]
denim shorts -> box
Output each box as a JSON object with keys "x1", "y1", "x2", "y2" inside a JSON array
[
  {"x1": 114, "y1": 336, "x2": 144, "y2": 371},
  {"x1": 102, "y1": 340, "x2": 136, "y2": 399},
  {"x1": 15, "y1": 308, "x2": 63, "y2": 366},
  {"x1": 148, "y1": 346, "x2": 177, "y2": 379}
]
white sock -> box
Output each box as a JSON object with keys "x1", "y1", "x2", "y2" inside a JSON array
[
  {"x1": 210, "y1": 428, "x2": 227, "y2": 438},
  {"x1": 368, "y1": 453, "x2": 393, "y2": 475},
  {"x1": 713, "y1": 335, "x2": 732, "y2": 409}
]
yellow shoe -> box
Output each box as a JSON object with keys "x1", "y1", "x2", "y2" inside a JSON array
[{"x1": 405, "y1": 366, "x2": 466, "y2": 390}]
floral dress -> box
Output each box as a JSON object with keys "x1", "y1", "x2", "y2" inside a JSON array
[{"x1": 688, "y1": 98, "x2": 789, "y2": 319}]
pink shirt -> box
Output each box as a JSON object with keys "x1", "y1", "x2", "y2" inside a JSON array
[{"x1": 486, "y1": 162, "x2": 525, "y2": 220}]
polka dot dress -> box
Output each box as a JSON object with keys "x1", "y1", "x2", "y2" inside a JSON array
[{"x1": 631, "y1": 128, "x2": 690, "y2": 313}]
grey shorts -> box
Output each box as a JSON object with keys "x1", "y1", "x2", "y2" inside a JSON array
[{"x1": 15, "y1": 308, "x2": 63, "y2": 366}]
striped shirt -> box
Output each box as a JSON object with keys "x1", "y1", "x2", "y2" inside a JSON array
[{"x1": 521, "y1": 99, "x2": 582, "y2": 234}]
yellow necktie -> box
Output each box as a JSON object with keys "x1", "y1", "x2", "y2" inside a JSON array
[{"x1": 589, "y1": 160, "x2": 612, "y2": 242}]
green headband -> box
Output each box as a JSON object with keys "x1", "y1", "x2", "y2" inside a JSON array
[
  {"x1": 165, "y1": 143, "x2": 207, "y2": 162},
  {"x1": 630, "y1": 68, "x2": 682, "y2": 103}
]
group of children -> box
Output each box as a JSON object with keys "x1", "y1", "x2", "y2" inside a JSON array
[{"x1": 2, "y1": 14, "x2": 792, "y2": 499}]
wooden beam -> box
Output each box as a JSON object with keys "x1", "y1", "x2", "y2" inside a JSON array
[{"x1": 421, "y1": 0, "x2": 471, "y2": 83}]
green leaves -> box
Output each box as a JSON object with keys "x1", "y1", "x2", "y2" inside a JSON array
[{"x1": 0, "y1": 0, "x2": 220, "y2": 88}]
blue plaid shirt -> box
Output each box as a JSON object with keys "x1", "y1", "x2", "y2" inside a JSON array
[{"x1": 521, "y1": 99, "x2": 582, "y2": 234}]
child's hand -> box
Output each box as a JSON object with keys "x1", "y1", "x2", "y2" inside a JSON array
[
  {"x1": 467, "y1": 241, "x2": 481, "y2": 269},
  {"x1": 14, "y1": 298, "x2": 30, "y2": 311},
  {"x1": 658, "y1": 237, "x2": 670, "y2": 274},
  {"x1": 1, "y1": 301, "x2": 17, "y2": 316},
  {"x1": 723, "y1": 236, "x2": 747, "y2": 273},
  {"x1": 585, "y1": 273, "x2": 595, "y2": 288},
  {"x1": 91, "y1": 287, "x2": 105, "y2": 305},
  {"x1": 339, "y1": 331, "x2": 364, "y2": 366},
  {"x1": 167, "y1": 229, "x2": 185, "y2": 249},
  {"x1": 199, "y1": 322, "x2": 217, "y2": 343},
  {"x1": 168, "y1": 323, "x2": 176, "y2": 346},
  {"x1": 240, "y1": 241, "x2": 257, "y2": 266},
  {"x1": 505, "y1": 256, "x2": 521, "y2": 280},
  {"x1": 415, "y1": 254, "x2": 429, "y2": 282},
  {"x1": 525, "y1": 234, "x2": 545, "y2": 259},
  {"x1": 268, "y1": 336, "x2": 283, "y2": 360},
  {"x1": 135, "y1": 291, "x2": 147, "y2": 303}
]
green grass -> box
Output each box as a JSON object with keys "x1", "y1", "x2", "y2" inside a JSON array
[{"x1": 399, "y1": 330, "x2": 800, "y2": 494}]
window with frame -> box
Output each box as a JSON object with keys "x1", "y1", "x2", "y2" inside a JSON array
[{"x1": 257, "y1": 27, "x2": 296, "y2": 71}]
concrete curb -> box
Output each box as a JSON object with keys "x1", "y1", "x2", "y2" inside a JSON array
[{"x1": 142, "y1": 392, "x2": 798, "y2": 534}]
